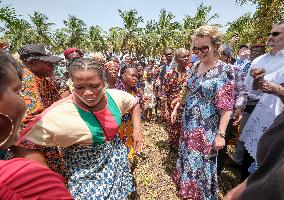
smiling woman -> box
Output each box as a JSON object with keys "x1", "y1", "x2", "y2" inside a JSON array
[
  {"x1": 19, "y1": 58, "x2": 143, "y2": 199},
  {"x1": 172, "y1": 25, "x2": 235, "y2": 199}
]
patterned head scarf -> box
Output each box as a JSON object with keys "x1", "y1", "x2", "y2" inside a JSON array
[{"x1": 104, "y1": 61, "x2": 119, "y2": 70}]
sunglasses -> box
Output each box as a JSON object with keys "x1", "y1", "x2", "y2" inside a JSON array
[
  {"x1": 267, "y1": 32, "x2": 283, "y2": 37},
  {"x1": 192, "y1": 46, "x2": 210, "y2": 54}
]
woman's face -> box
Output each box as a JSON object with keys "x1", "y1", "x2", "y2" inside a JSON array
[
  {"x1": 0, "y1": 65, "x2": 26, "y2": 149},
  {"x1": 136, "y1": 66, "x2": 144, "y2": 78},
  {"x1": 72, "y1": 69, "x2": 105, "y2": 107},
  {"x1": 161, "y1": 56, "x2": 167, "y2": 65},
  {"x1": 192, "y1": 36, "x2": 217, "y2": 62},
  {"x1": 123, "y1": 68, "x2": 138, "y2": 88},
  {"x1": 125, "y1": 56, "x2": 132, "y2": 65},
  {"x1": 107, "y1": 63, "x2": 119, "y2": 80}
]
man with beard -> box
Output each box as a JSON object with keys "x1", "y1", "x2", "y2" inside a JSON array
[
  {"x1": 246, "y1": 21, "x2": 284, "y2": 100},
  {"x1": 238, "y1": 20, "x2": 284, "y2": 180}
]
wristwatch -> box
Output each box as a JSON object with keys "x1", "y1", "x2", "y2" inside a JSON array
[{"x1": 218, "y1": 130, "x2": 226, "y2": 138}]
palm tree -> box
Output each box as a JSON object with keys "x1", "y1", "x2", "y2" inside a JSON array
[
  {"x1": 62, "y1": 15, "x2": 87, "y2": 50},
  {"x1": 105, "y1": 27, "x2": 125, "y2": 55},
  {"x1": 0, "y1": 3, "x2": 19, "y2": 30},
  {"x1": 223, "y1": 13, "x2": 255, "y2": 50},
  {"x1": 4, "y1": 19, "x2": 33, "y2": 53},
  {"x1": 118, "y1": 9, "x2": 144, "y2": 54},
  {"x1": 52, "y1": 28, "x2": 68, "y2": 53},
  {"x1": 88, "y1": 25, "x2": 106, "y2": 52},
  {"x1": 29, "y1": 11, "x2": 54, "y2": 45},
  {"x1": 155, "y1": 9, "x2": 180, "y2": 51}
]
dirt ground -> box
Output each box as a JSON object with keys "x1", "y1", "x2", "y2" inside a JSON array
[{"x1": 131, "y1": 121, "x2": 241, "y2": 200}]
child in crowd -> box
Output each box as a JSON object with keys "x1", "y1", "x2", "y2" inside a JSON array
[{"x1": 143, "y1": 71, "x2": 156, "y2": 122}]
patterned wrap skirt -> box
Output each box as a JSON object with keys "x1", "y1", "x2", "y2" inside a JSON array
[{"x1": 63, "y1": 136, "x2": 134, "y2": 199}]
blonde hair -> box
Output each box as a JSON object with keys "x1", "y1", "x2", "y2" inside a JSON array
[{"x1": 191, "y1": 25, "x2": 222, "y2": 47}]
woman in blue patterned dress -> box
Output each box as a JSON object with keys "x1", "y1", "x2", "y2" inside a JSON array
[{"x1": 172, "y1": 25, "x2": 235, "y2": 199}]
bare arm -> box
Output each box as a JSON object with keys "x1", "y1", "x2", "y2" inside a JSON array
[
  {"x1": 171, "y1": 101, "x2": 180, "y2": 124},
  {"x1": 131, "y1": 103, "x2": 143, "y2": 152},
  {"x1": 258, "y1": 81, "x2": 284, "y2": 103},
  {"x1": 12, "y1": 146, "x2": 48, "y2": 167},
  {"x1": 219, "y1": 109, "x2": 232, "y2": 133},
  {"x1": 214, "y1": 109, "x2": 232, "y2": 150}
]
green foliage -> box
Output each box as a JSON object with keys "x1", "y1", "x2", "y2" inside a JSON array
[
  {"x1": 62, "y1": 15, "x2": 87, "y2": 50},
  {"x1": 3, "y1": 1, "x2": 283, "y2": 58},
  {"x1": 223, "y1": 0, "x2": 284, "y2": 55},
  {"x1": 87, "y1": 25, "x2": 106, "y2": 52},
  {"x1": 29, "y1": 11, "x2": 54, "y2": 45},
  {"x1": 0, "y1": 2, "x2": 19, "y2": 29}
]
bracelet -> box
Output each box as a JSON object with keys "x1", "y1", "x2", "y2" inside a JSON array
[{"x1": 218, "y1": 130, "x2": 226, "y2": 138}]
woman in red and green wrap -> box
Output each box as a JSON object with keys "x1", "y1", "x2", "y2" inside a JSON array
[{"x1": 18, "y1": 58, "x2": 143, "y2": 199}]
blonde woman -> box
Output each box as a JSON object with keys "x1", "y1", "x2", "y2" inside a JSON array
[{"x1": 172, "y1": 25, "x2": 235, "y2": 199}]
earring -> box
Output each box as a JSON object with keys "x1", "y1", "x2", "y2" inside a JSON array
[{"x1": 0, "y1": 113, "x2": 14, "y2": 147}]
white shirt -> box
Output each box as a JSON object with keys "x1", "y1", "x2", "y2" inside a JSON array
[
  {"x1": 245, "y1": 49, "x2": 284, "y2": 100},
  {"x1": 240, "y1": 65, "x2": 284, "y2": 159}
]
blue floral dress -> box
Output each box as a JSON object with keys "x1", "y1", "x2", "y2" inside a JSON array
[
  {"x1": 20, "y1": 89, "x2": 137, "y2": 199},
  {"x1": 173, "y1": 61, "x2": 235, "y2": 200}
]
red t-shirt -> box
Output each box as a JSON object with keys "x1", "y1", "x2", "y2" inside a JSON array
[{"x1": 0, "y1": 158, "x2": 73, "y2": 200}]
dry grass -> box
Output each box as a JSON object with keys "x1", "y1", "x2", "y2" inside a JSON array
[{"x1": 131, "y1": 121, "x2": 241, "y2": 200}]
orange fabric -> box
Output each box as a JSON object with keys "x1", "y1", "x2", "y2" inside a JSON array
[{"x1": 20, "y1": 67, "x2": 60, "y2": 127}]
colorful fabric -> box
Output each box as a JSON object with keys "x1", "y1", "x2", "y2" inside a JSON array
[
  {"x1": 15, "y1": 140, "x2": 68, "y2": 182},
  {"x1": 116, "y1": 79, "x2": 142, "y2": 157},
  {"x1": 53, "y1": 65, "x2": 69, "y2": 93},
  {"x1": 0, "y1": 158, "x2": 72, "y2": 200},
  {"x1": 144, "y1": 80, "x2": 156, "y2": 109},
  {"x1": 232, "y1": 64, "x2": 248, "y2": 109},
  {"x1": 20, "y1": 67, "x2": 60, "y2": 126},
  {"x1": 20, "y1": 89, "x2": 137, "y2": 147},
  {"x1": 162, "y1": 67, "x2": 189, "y2": 145},
  {"x1": 20, "y1": 89, "x2": 136, "y2": 198},
  {"x1": 64, "y1": 136, "x2": 134, "y2": 199},
  {"x1": 173, "y1": 61, "x2": 235, "y2": 199},
  {"x1": 14, "y1": 66, "x2": 67, "y2": 181}
]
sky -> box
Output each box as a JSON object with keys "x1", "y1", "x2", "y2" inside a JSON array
[{"x1": 1, "y1": 0, "x2": 256, "y2": 33}]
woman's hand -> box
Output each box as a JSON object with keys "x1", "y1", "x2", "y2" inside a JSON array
[
  {"x1": 171, "y1": 108, "x2": 177, "y2": 124},
  {"x1": 170, "y1": 97, "x2": 179, "y2": 109},
  {"x1": 163, "y1": 108, "x2": 169, "y2": 120},
  {"x1": 233, "y1": 107, "x2": 243, "y2": 126},
  {"x1": 171, "y1": 101, "x2": 180, "y2": 124},
  {"x1": 132, "y1": 128, "x2": 143, "y2": 153},
  {"x1": 214, "y1": 134, "x2": 225, "y2": 151}
]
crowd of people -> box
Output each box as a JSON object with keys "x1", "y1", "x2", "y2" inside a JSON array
[{"x1": 0, "y1": 20, "x2": 283, "y2": 200}]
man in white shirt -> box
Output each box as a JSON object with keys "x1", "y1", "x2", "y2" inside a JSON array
[
  {"x1": 246, "y1": 21, "x2": 284, "y2": 100},
  {"x1": 236, "y1": 21, "x2": 284, "y2": 180}
]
